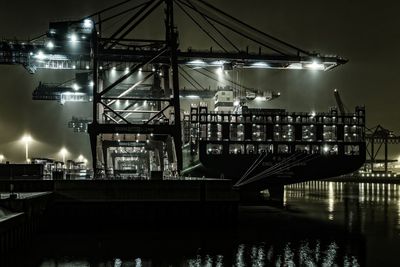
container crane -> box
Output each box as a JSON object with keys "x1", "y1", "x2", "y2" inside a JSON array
[
  {"x1": 0, "y1": 0, "x2": 350, "y2": 177},
  {"x1": 334, "y1": 89, "x2": 346, "y2": 115}
]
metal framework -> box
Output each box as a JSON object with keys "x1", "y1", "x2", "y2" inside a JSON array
[
  {"x1": 0, "y1": 0, "x2": 350, "y2": 178},
  {"x1": 365, "y1": 125, "x2": 400, "y2": 172}
]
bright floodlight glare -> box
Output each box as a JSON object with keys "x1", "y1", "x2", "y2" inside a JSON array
[
  {"x1": 60, "y1": 148, "x2": 68, "y2": 155},
  {"x1": 35, "y1": 51, "x2": 46, "y2": 60},
  {"x1": 22, "y1": 135, "x2": 32, "y2": 143},
  {"x1": 46, "y1": 41, "x2": 54, "y2": 49},
  {"x1": 234, "y1": 100, "x2": 240, "y2": 106},
  {"x1": 83, "y1": 19, "x2": 93, "y2": 29},
  {"x1": 306, "y1": 61, "x2": 325, "y2": 70},
  {"x1": 216, "y1": 66, "x2": 223, "y2": 74},
  {"x1": 72, "y1": 83, "x2": 80, "y2": 91},
  {"x1": 310, "y1": 111, "x2": 316, "y2": 117},
  {"x1": 70, "y1": 33, "x2": 78, "y2": 43}
]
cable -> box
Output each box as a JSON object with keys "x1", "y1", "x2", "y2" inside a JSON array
[
  {"x1": 175, "y1": 0, "x2": 228, "y2": 53},
  {"x1": 179, "y1": 66, "x2": 205, "y2": 90},
  {"x1": 186, "y1": 0, "x2": 240, "y2": 52}
]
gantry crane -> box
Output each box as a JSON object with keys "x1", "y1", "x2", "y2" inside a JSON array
[{"x1": 0, "y1": 0, "x2": 348, "y2": 178}]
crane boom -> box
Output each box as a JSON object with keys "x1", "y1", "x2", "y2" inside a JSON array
[{"x1": 334, "y1": 89, "x2": 346, "y2": 115}]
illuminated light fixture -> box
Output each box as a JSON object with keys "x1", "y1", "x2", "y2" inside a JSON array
[
  {"x1": 186, "y1": 95, "x2": 200, "y2": 99},
  {"x1": 233, "y1": 100, "x2": 240, "y2": 106},
  {"x1": 288, "y1": 63, "x2": 303, "y2": 70},
  {"x1": 0, "y1": 154, "x2": 4, "y2": 163},
  {"x1": 211, "y1": 60, "x2": 225, "y2": 66},
  {"x1": 143, "y1": 100, "x2": 148, "y2": 106},
  {"x1": 69, "y1": 33, "x2": 78, "y2": 43},
  {"x1": 255, "y1": 96, "x2": 265, "y2": 101},
  {"x1": 112, "y1": 66, "x2": 116, "y2": 71},
  {"x1": 46, "y1": 41, "x2": 55, "y2": 49},
  {"x1": 252, "y1": 62, "x2": 269, "y2": 68},
  {"x1": 152, "y1": 67, "x2": 156, "y2": 72},
  {"x1": 72, "y1": 83, "x2": 80, "y2": 91},
  {"x1": 323, "y1": 145, "x2": 329, "y2": 153},
  {"x1": 86, "y1": 65, "x2": 90, "y2": 70},
  {"x1": 83, "y1": 19, "x2": 93, "y2": 29},
  {"x1": 89, "y1": 81, "x2": 94, "y2": 87},
  {"x1": 188, "y1": 59, "x2": 206, "y2": 65},
  {"x1": 81, "y1": 36, "x2": 86, "y2": 40},
  {"x1": 305, "y1": 61, "x2": 325, "y2": 70},
  {"x1": 310, "y1": 111, "x2": 316, "y2": 117},
  {"x1": 99, "y1": 66, "x2": 103, "y2": 70},
  {"x1": 72, "y1": 65, "x2": 76, "y2": 69},
  {"x1": 139, "y1": 68, "x2": 142, "y2": 72},
  {"x1": 78, "y1": 155, "x2": 85, "y2": 162},
  {"x1": 29, "y1": 52, "x2": 34, "y2": 56},
  {"x1": 35, "y1": 51, "x2": 46, "y2": 60}
]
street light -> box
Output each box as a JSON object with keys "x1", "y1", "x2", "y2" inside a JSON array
[
  {"x1": 60, "y1": 148, "x2": 68, "y2": 167},
  {"x1": 0, "y1": 154, "x2": 4, "y2": 163},
  {"x1": 22, "y1": 135, "x2": 32, "y2": 163}
]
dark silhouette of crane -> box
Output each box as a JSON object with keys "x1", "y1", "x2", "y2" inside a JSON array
[{"x1": 334, "y1": 89, "x2": 346, "y2": 115}]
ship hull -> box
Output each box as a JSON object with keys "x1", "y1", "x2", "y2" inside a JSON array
[{"x1": 183, "y1": 148, "x2": 365, "y2": 188}]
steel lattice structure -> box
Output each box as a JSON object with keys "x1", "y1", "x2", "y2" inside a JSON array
[{"x1": 0, "y1": 0, "x2": 349, "y2": 178}]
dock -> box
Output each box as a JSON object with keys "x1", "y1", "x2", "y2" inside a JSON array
[{"x1": 0, "y1": 179, "x2": 239, "y2": 261}]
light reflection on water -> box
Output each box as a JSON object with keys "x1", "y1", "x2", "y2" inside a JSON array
[
  {"x1": 285, "y1": 182, "x2": 400, "y2": 235},
  {"x1": 39, "y1": 241, "x2": 360, "y2": 267}
]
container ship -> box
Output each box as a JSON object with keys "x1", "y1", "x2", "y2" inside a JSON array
[{"x1": 181, "y1": 90, "x2": 366, "y2": 188}]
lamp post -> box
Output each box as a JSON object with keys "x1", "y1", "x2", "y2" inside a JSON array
[
  {"x1": 22, "y1": 135, "x2": 32, "y2": 163},
  {"x1": 60, "y1": 148, "x2": 68, "y2": 168}
]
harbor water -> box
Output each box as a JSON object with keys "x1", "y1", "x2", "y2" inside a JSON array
[{"x1": 14, "y1": 181, "x2": 400, "y2": 267}]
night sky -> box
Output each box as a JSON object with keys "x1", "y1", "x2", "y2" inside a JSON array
[{"x1": 0, "y1": 0, "x2": 399, "y2": 163}]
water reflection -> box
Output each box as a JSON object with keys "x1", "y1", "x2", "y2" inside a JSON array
[
  {"x1": 184, "y1": 241, "x2": 359, "y2": 267},
  {"x1": 22, "y1": 181, "x2": 400, "y2": 266}
]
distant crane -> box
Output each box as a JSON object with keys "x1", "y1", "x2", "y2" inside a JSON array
[{"x1": 334, "y1": 89, "x2": 347, "y2": 115}]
